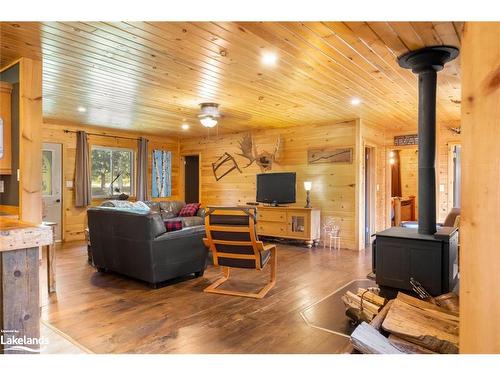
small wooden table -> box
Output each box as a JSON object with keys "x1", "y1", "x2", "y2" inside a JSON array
[{"x1": 42, "y1": 221, "x2": 57, "y2": 294}]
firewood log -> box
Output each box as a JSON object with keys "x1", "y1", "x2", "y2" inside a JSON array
[
  {"x1": 396, "y1": 292, "x2": 459, "y2": 320},
  {"x1": 345, "y1": 291, "x2": 381, "y2": 315},
  {"x1": 434, "y1": 292, "x2": 459, "y2": 314},
  {"x1": 370, "y1": 299, "x2": 394, "y2": 331},
  {"x1": 357, "y1": 288, "x2": 387, "y2": 306},
  {"x1": 341, "y1": 295, "x2": 376, "y2": 321},
  {"x1": 351, "y1": 322, "x2": 403, "y2": 354},
  {"x1": 388, "y1": 334, "x2": 437, "y2": 354},
  {"x1": 382, "y1": 298, "x2": 459, "y2": 353}
]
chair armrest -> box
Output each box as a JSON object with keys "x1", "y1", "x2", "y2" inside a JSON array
[{"x1": 262, "y1": 243, "x2": 276, "y2": 252}]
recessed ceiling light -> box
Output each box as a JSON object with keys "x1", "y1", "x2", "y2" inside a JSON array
[
  {"x1": 261, "y1": 52, "x2": 278, "y2": 66},
  {"x1": 181, "y1": 123, "x2": 190, "y2": 130},
  {"x1": 77, "y1": 106, "x2": 87, "y2": 113},
  {"x1": 351, "y1": 98, "x2": 361, "y2": 106}
]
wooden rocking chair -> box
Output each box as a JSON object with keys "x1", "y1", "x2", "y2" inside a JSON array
[{"x1": 203, "y1": 206, "x2": 277, "y2": 299}]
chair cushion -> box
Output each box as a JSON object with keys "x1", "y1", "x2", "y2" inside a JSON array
[{"x1": 179, "y1": 203, "x2": 201, "y2": 217}]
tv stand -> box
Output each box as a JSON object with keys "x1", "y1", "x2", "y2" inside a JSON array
[
  {"x1": 256, "y1": 206, "x2": 320, "y2": 248},
  {"x1": 264, "y1": 203, "x2": 287, "y2": 208}
]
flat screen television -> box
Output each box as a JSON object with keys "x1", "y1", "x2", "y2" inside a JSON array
[{"x1": 256, "y1": 172, "x2": 296, "y2": 205}]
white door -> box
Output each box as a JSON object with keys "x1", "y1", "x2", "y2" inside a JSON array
[{"x1": 42, "y1": 143, "x2": 62, "y2": 241}]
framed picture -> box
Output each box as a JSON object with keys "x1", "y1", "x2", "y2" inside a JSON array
[
  {"x1": 307, "y1": 147, "x2": 353, "y2": 164},
  {"x1": 152, "y1": 150, "x2": 172, "y2": 198}
]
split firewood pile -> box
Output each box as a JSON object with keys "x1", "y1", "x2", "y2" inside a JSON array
[
  {"x1": 341, "y1": 287, "x2": 388, "y2": 324},
  {"x1": 348, "y1": 291, "x2": 459, "y2": 354}
]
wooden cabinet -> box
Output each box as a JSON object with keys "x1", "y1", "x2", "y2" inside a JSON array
[
  {"x1": 0, "y1": 81, "x2": 13, "y2": 175},
  {"x1": 257, "y1": 206, "x2": 321, "y2": 247}
]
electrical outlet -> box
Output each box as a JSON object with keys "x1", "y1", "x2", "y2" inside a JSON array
[
  {"x1": 66, "y1": 180, "x2": 73, "y2": 188},
  {"x1": 439, "y1": 184, "x2": 445, "y2": 192},
  {"x1": 376, "y1": 184, "x2": 380, "y2": 192},
  {"x1": 0, "y1": 180, "x2": 4, "y2": 193}
]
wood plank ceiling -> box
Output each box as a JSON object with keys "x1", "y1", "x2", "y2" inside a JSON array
[{"x1": 0, "y1": 22, "x2": 463, "y2": 136}]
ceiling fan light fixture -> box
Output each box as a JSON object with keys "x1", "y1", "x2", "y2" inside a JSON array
[
  {"x1": 199, "y1": 116, "x2": 218, "y2": 128},
  {"x1": 198, "y1": 102, "x2": 220, "y2": 128}
]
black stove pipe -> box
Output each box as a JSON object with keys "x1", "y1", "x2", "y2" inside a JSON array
[
  {"x1": 398, "y1": 46, "x2": 459, "y2": 235},
  {"x1": 417, "y1": 69, "x2": 438, "y2": 235}
]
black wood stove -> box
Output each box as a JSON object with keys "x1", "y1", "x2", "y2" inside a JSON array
[{"x1": 374, "y1": 46, "x2": 460, "y2": 297}]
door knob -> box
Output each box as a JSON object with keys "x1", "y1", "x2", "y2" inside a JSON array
[{"x1": 56, "y1": 199, "x2": 61, "y2": 203}]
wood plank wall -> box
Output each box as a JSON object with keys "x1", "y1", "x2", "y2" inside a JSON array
[
  {"x1": 384, "y1": 126, "x2": 460, "y2": 225},
  {"x1": 359, "y1": 120, "x2": 390, "y2": 245},
  {"x1": 460, "y1": 22, "x2": 500, "y2": 353},
  {"x1": 181, "y1": 120, "x2": 363, "y2": 249},
  {"x1": 41, "y1": 122, "x2": 180, "y2": 241},
  {"x1": 437, "y1": 121, "x2": 461, "y2": 222},
  {"x1": 399, "y1": 148, "x2": 418, "y2": 214}
]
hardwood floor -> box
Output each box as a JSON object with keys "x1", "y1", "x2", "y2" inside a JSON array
[{"x1": 40, "y1": 241, "x2": 372, "y2": 354}]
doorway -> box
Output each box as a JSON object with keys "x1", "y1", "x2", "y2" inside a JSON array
[
  {"x1": 364, "y1": 147, "x2": 375, "y2": 246},
  {"x1": 42, "y1": 143, "x2": 62, "y2": 241},
  {"x1": 452, "y1": 144, "x2": 461, "y2": 208},
  {"x1": 184, "y1": 155, "x2": 200, "y2": 204}
]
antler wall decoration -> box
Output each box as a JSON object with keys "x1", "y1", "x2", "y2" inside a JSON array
[
  {"x1": 237, "y1": 133, "x2": 281, "y2": 172},
  {"x1": 211, "y1": 134, "x2": 282, "y2": 180}
]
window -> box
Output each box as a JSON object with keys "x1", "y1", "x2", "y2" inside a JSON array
[
  {"x1": 91, "y1": 146, "x2": 134, "y2": 198},
  {"x1": 42, "y1": 150, "x2": 53, "y2": 196}
]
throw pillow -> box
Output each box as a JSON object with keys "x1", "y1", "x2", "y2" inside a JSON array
[
  {"x1": 178, "y1": 203, "x2": 201, "y2": 217},
  {"x1": 164, "y1": 220, "x2": 183, "y2": 232}
]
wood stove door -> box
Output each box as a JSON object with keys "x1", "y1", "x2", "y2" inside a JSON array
[{"x1": 376, "y1": 236, "x2": 443, "y2": 295}]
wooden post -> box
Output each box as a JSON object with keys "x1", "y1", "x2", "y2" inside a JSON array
[
  {"x1": 0, "y1": 218, "x2": 52, "y2": 354},
  {"x1": 19, "y1": 58, "x2": 43, "y2": 225},
  {"x1": 460, "y1": 22, "x2": 500, "y2": 353},
  {"x1": 0, "y1": 247, "x2": 40, "y2": 354}
]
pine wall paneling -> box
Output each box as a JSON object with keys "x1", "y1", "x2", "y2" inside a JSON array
[
  {"x1": 41, "y1": 122, "x2": 180, "y2": 241},
  {"x1": 181, "y1": 120, "x2": 359, "y2": 249}
]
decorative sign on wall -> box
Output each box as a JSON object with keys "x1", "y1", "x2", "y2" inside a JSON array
[
  {"x1": 394, "y1": 134, "x2": 418, "y2": 146},
  {"x1": 307, "y1": 147, "x2": 353, "y2": 164},
  {"x1": 152, "y1": 150, "x2": 172, "y2": 197}
]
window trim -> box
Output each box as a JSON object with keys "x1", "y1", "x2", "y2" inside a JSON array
[{"x1": 90, "y1": 145, "x2": 135, "y2": 199}]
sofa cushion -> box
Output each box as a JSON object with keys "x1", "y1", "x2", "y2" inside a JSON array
[
  {"x1": 160, "y1": 201, "x2": 185, "y2": 217},
  {"x1": 179, "y1": 216, "x2": 204, "y2": 227},
  {"x1": 179, "y1": 203, "x2": 201, "y2": 217},
  {"x1": 164, "y1": 216, "x2": 203, "y2": 227},
  {"x1": 160, "y1": 211, "x2": 176, "y2": 220},
  {"x1": 143, "y1": 201, "x2": 160, "y2": 213}
]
